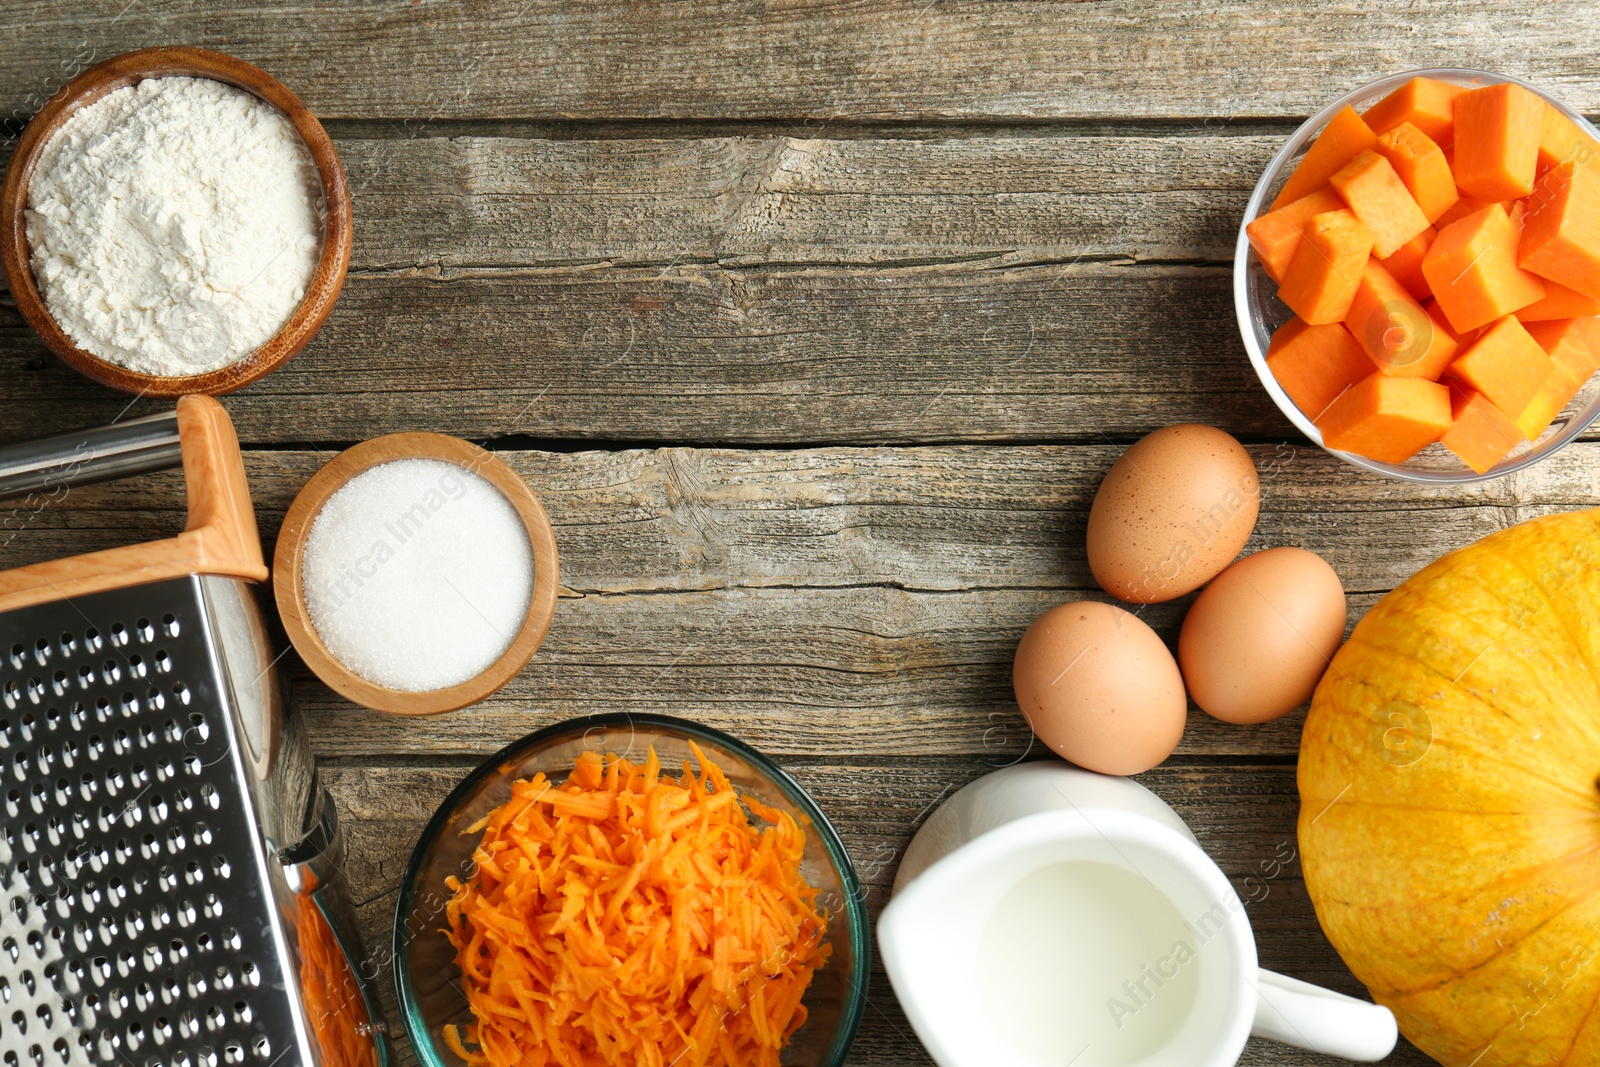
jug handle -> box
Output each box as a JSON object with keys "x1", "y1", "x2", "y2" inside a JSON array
[{"x1": 1251, "y1": 968, "x2": 1397, "y2": 1062}]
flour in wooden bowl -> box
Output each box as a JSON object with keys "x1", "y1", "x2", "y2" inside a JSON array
[{"x1": 25, "y1": 76, "x2": 324, "y2": 376}]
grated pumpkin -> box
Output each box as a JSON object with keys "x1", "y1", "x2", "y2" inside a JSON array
[{"x1": 442, "y1": 744, "x2": 830, "y2": 1067}]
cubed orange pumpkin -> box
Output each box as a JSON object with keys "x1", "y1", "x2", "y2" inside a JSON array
[
  {"x1": 1423, "y1": 204, "x2": 1548, "y2": 332},
  {"x1": 1440, "y1": 390, "x2": 1526, "y2": 473},
  {"x1": 1524, "y1": 318, "x2": 1600, "y2": 379},
  {"x1": 1453, "y1": 82, "x2": 1546, "y2": 200},
  {"x1": 1537, "y1": 103, "x2": 1600, "y2": 176},
  {"x1": 1571, "y1": 317, "x2": 1600, "y2": 363},
  {"x1": 1378, "y1": 226, "x2": 1436, "y2": 301},
  {"x1": 1445, "y1": 314, "x2": 1556, "y2": 415},
  {"x1": 1519, "y1": 162, "x2": 1600, "y2": 301},
  {"x1": 1272, "y1": 106, "x2": 1379, "y2": 210},
  {"x1": 1265, "y1": 317, "x2": 1374, "y2": 419},
  {"x1": 1245, "y1": 188, "x2": 1346, "y2": 282},
  {"x1": 1373, "y1": 122, "x2": 1460, "y2": 223},
  {"x1": 1344, "y1": 259, "x2": 1456, "y2": 377},
  {"x1": 1329, "y1": 150, "x2": 1432, "y2": 258},
  {"x1": 1515, "y1": 366, "x2": 1584, "y2": 441},
  {"x1": 1424, "y1": 299, "x2": 1471, "y2": 348},
  {"x1": 1362, "y1": 77, "x2": 1466, "y2": 147},
  {"x1": 1278, "y1": 210, "x2": 1375, "y2": 325},
  {"x1": 1516, "y1": 279, "x2": 1600, "y2": 320},
  {"x1": 1433, "y1": 192, "x2": 1504, "y2": 229},
  {"x1": 1515, "y1": 316, "x2": 1600, "y2": 439},
  {"x1": 1315, "y1": 374, "x2": 1452, "y2": 463}
]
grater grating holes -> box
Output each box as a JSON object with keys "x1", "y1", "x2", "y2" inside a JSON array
[{"x1": 1, "y1": 603, "x2": 290, "y2": 1065}]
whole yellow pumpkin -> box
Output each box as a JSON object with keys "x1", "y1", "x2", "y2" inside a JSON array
[{"x1": 1301, "y1": 510, "x2": 1600, "y2": 1067}]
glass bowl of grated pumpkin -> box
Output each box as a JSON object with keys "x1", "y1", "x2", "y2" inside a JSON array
[{"x1": 394, "y1": 713, "x2": 870, "y2": 1067}]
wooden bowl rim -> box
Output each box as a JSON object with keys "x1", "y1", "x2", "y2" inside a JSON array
[
  {"x1": 0, "y1": 45, "x2": 352, "y2": 397},
  {"x1": 272, "y1": 434, "x2": 561, "y2": 716}
]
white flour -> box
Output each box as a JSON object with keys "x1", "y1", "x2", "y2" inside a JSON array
[{"x1": 26, "y1": 76, "x2": 324, "y2": 376}]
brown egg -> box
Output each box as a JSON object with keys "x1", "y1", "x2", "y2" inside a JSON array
[
  {"x1": 1178, "y1": 547, "x2": 1347, "y2": 724},
  {"x1": 1087, "y1": 425, "x2": 1261, "y2": 603},
  {"x1": 1012, "y1": 600, "x2": 1187, "y2": 775}
]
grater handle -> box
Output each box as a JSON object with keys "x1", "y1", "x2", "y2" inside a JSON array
[
  {"x1": 0, "y1": 408, "x2": 181, "y2": 500},
  {"x1": 0, "y1": 396, "x2": 268, "y2": 613}
]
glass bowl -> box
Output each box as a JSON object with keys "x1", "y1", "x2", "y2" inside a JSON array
[
  {"x1": 1235, "y1": 67, "x2": 1600, "y2": 483},
  {"x1": 393, "y1": 713, "x2": 870, "y2": 1067}
]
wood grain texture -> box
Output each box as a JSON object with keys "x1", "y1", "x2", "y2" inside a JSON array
[
  {"x1": 4, "y1": 442, "x2": 1593, "y2": 760},
  {"x1": 336, "y1": 133, "x2": 1275, "y2": 269},
  {"x1": 0, "y1": 132, "x2": 1273, "y2": 273},
  {"x1": 2, "y1": 128, "x2": 1278, "y2": 445},
  {"x1": 0, "y1": 262, "x2": 1285, "y2": 445},
  {"x1": 4, "y1": 129, "x2": 1593, "y2": 447},
  {"x1": 2, "y1": 0, "x2": 1597, "y2": 123},
  {"x1": 327, "y1": 759, "x2": 1434, "y2": 1067},
  {"x1": 7, "y1": 127, "x2": 1596, "y2": 447}
]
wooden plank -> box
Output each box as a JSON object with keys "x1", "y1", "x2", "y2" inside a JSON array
[
  {"x1": 328, "y1": 759, "x2": 1433, "y2": 1066},
  {"x1": 0, "y1": 261, "x2": 1282, "y2": 445},
  {"x1": 335, "y1": 133, "x2": 1274, "y2": 269},
  {"x1": 11, "y1": 128, "x2": 1598, "y2": 446},
  {"x1": 3, "y1": 442, "x2": 1593, "y2": 760},
  {"x1": 0, "y1": 131, "x2": 1275, "y2": 272},
  {"x1": 3, "y1": 1, "x2": 1597, "y2": 123},
  {"x1": 0, "y1": 129, "x2": 1289, "y2": 445}
]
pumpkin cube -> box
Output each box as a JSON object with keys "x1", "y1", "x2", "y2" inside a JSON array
[
  {"x1": 1378, "y1": 226, "x2": 1436, "y2": 301},
  {"x1": 1273, "y1": 106, "x2": 1379, "y2": 210},
  {"x1": 1422, "y1": 298, "x2": 1470, "y2": 344},
  {"x1": 1315, "y1": 373, "x2": 1452, "y2": 462},
  {"x1": 1278, "y1": 210, "x2": 1375, "y2": 325},
  {"x1": 1329, "y1": 150, "x2": 1432, "y2": 258},
  {"x1": 1440, "y1": 390, "x2": 1526, "y2": 473},
  {"x1": 1266, "y1": 317, "x2": 1374, "y2": 419},
  {"x1": 1516, "y1": 278, "x2": 1600, "y2": 321},
  {"x1": 1512, "y1": 317, "x2": 1600, "y2": 439},
  {"x1": 1423, "y1": 204, "x2": 1547, "y2": 332},
  {"x1": 1433, "y1": 191, "x2": 1504, "y2": 229},
  {"x1": 1344, "y1": 259, "x2": 1457, "y2": 378},
  {"x1": 1519, "y1": 162, "x2": 1600, "y2": 301},
  {"x1": 1374, "y1": 123, "x2": 1460, "y2": 223},
  {"x1": 1246, "y1": 187, "x2": 1346, "y2": 282},
  {"x1": 1515, "y1": 365, "x2": 1586, "y2": 440},
  {"x1": 1453, "y1": 82, "x2": 1545, "y2": 200},
  {"x1": 1523, "y1": 318, "x2": 1600, "y2": 379},
  {"x1": 1445, "y1": 315, "x2": 1555, "y2": 416},
  {"x1": 1362, "y1": 76, "x2": 1466, "y2": 146},
  {"x1": 1537, "y1": 103, "x2": 1600, "y2": 176}
]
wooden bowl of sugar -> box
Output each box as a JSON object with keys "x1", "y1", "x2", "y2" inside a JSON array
[
  {"x1": 0, "y1": 46, "x2": 351, "y2": 396},
  {"x1": 273, "y1": 434, "x2": 561, "y2": 716}
]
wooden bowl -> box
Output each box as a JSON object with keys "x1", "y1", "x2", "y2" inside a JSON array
[
  {"x1": 273, "y1": 434, "x2": 561, "y2": 716},
  {"x1": 0, "y1": 46, "x2": 352, "y2": 396}
]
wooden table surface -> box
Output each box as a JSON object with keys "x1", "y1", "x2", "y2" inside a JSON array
[{"x1": 5, "y1": 4, "x2": 1598, "y2": 1065}]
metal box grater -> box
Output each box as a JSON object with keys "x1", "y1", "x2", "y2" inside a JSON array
[{"x1": 0, "y1": 398, "x2": 387, "y2": 1067}]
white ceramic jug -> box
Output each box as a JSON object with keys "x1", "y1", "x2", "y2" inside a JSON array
[{"x1": 879, "y1": 762, "x2": 1397, "y2": 1067}]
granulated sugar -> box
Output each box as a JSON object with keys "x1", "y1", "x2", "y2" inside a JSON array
[
  {"x1": 26, "y1": 76, "x2": 323, "y2": 375},
  {"x1": 301, "y1": 459, "x2": 535, "y2": 692}
]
